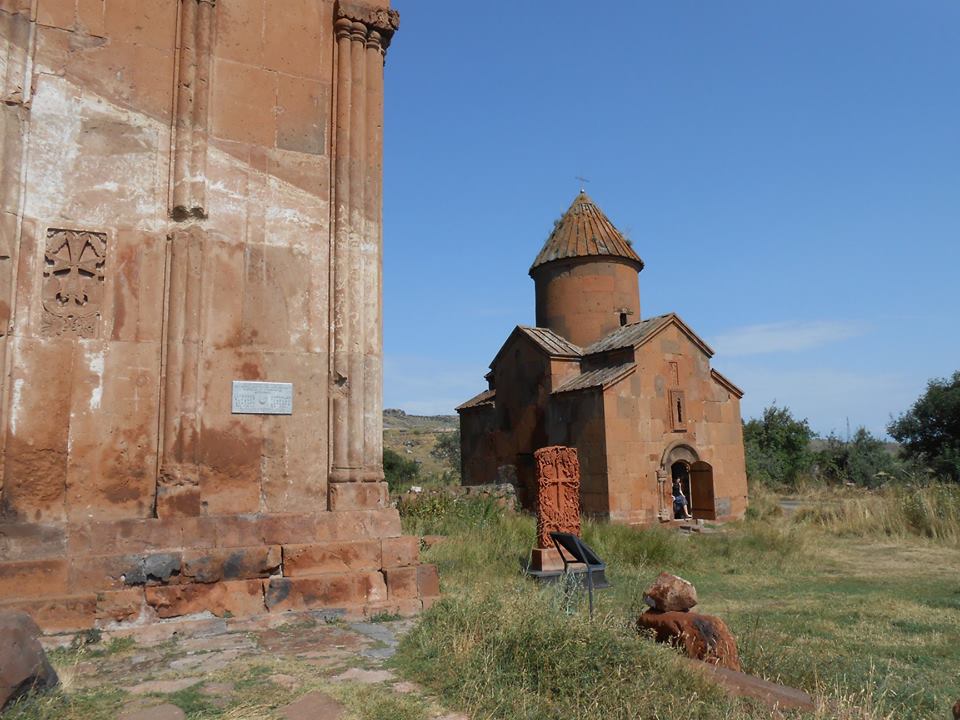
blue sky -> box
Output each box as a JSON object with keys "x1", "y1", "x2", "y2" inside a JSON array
[{"x1": 381, "y1": 1, "x2": 959, "y2": 437}]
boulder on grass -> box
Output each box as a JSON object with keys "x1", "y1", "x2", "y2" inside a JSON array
[
  {"x1": 636, "y1": 609, "x2": 741, "y2": 671},
  {"x1": 952, "y1": 698, "x2": 960, "y2": 720},
  {"x1": 0, "y1": 611, "x2": 59, "y2": 710},
  {"x1": 643, "y1": 572, "x2": 698, "y2": 612}
]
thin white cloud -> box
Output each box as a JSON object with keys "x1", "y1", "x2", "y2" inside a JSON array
[{"x1": 712, "y1": 320, "x2": 867, "y2": 357}]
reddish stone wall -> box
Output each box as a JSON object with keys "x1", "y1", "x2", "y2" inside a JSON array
[
  {"x1": 602, "y1": 324, "x2": 748, "y2": 524},
  {"x1": 0, "y1": 0, "x2": 438, "y2": 633},
  {"x1": 533, "y1": 258, "x2": 641, "y2": 348}
]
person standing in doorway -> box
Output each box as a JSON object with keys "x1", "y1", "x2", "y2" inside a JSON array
[{"x1": 673, "y1": 480, "x2": 693, "y2": 520}]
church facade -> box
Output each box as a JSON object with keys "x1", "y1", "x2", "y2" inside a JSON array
[{"x1": 458, "y1": 192, "x2": 748, "y2": 525}]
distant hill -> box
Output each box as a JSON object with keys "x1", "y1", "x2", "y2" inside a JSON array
[
  {"x1": 383, "y1": 408, "x2": 458, "y2": 432},
  {"x1": 383, "y1": 409, "x2": 459, "y2": 477}
]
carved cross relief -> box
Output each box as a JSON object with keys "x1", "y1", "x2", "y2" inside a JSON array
[
  {"x1": 535, "y1": 446, "x2": 581, "y2": 549},
  {"x1": 41, "y1": 229, "x2": 107, "y2": 338}
]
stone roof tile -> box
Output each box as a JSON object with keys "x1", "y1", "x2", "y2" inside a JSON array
[
  {"x1": 552, "y1": 363, "x2": 637, "y2": 394},
  {"x1": 530, "y1": 191, "x2": 644, "y2": 274}
]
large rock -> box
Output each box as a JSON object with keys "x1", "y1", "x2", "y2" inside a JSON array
[
  {"x1": 952, "y1": 698, "x2": 960, "y2": 720},
  {"x1": 0, "y1": 611, "x2": 59, "y2": 709},
  {"x1": 636, "y1": 609, "x2": 741, "y2": 671},
  {"x1": 643, "y1": 572, "x2": 698, "y2": 612}
]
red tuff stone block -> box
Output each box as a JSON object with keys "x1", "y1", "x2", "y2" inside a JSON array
[
  {"x1": 145, "y1": 580, "x2": 266, "y2": 619},
  {"x1": 282, "y1": 541, "x2": 381, "y2": 576},
  {"x1": 316, "y1": 509, "x2": 402, "y2": 542},
  {"x1": 534, "y1": 446, "x2": 581, "y2": 549},
  {"x1": 381, "y1": 536, "x2": 419, "y2": 568},
  {"x1": 95, "y1": 588, "x2": 145, "y2": 623},
  {"x1": 0, "y1": 595, "x2": 97, "y2": 633},
  {"x1": 637, "y1": 609, "x2": 741, "y2": 671},
  {"x1": 417, "y1": 564, "x2": 440, "y2": 599},
  {"x1": 181, "y1": 546, "x2": 281, "y2": 583},
  {"x1": 643, "y1": 572, "x2": 698, "y2": 612},
  {"x1": 0, "y1": 559, "x2": 68, "y2": 600},
  {"x1": 328, "y1": 482, "x2": 388, "y2": 511},
  {"x1": 0, "y1": 522, "x2": 66, "y2": 562},
  {"x1": 259, "y1": 514, "x2": 319, "y2": 546},
  {"x1": 264, "y1": 572, "x2": 387, "y2": 612},
  {"x1": 383, "y1": 567, "x2": 417, "y2": 600}
]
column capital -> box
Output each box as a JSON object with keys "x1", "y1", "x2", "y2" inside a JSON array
[{"x1": 335, "y1": 1, "x2": 399, "y2": 46}]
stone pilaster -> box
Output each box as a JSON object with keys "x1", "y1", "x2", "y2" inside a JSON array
[
  {"x1": 329, "y1": 1, "x2": 397, "y2": 503},
  {"x1": 157, "y1": 227, "x2": 204, "y2": 517},
  {"x1": 0, "y1": 2, "x2": 33, "y2": 504},
  {"x1": 171, "y1": 0, "x2": 216, "y2": 220}
]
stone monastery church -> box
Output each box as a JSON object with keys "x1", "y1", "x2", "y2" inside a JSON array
[{"x1": 458, "y1": 192, "x2": 748, "y2": 525}]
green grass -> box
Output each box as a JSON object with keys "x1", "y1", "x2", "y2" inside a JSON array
[{"x1": 395, "y1": 489, "x2": 960, "y2": 719}]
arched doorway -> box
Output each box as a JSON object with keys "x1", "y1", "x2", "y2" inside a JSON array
[{"x1": 689, "y1": 461, "x2": 716, "y2": 520}]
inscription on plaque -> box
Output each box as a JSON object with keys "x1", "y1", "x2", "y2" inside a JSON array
[{"x1": 231, "y1": 381, "x2": 294, "y2": 415}]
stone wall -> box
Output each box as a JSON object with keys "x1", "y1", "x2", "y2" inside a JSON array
[{"x1": 0, "y1": 0, "x2": 438, "y2": 633}]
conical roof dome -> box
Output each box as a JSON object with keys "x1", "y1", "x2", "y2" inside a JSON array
[{"x1": 529, "y1": 191, "x2": 644, "y2": 275}]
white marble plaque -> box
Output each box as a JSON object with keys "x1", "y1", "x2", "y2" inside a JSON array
[{"x1": 231, "y1": 381, "x2": 293, "y2": 415}]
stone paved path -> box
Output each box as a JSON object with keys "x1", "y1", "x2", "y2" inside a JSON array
[{"x1": 50, "y1": 615, "x2": 464, "y2": 719}]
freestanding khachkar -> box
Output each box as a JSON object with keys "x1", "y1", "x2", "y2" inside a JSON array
[
  {"x1": 0, "y1": 0, "x2": 438, "y2": 633},
  {"x1": 529, "y1": 446, "x2": 581, "y2": 572},
  {"x1": 458, "y1": 191, "x2": 748, "y2": 524}
]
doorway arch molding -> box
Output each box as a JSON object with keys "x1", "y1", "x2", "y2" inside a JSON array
[{"x1": 660, "y1": 441, "x2": 699, "y2": 470}]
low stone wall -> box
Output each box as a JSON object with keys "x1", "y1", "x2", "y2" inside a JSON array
[{"x1": 0, "y1": 507, "x2": 440, "y2": 634}]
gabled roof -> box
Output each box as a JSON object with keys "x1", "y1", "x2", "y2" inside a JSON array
[
  {"x1": 584, "y1": 313, "x2": 715, "y2": 358},
  {"x1": 489, "y1": 325, "x2": 582, "y2": 369},
  {"x1": 553, "y1": 363, "x2": 637, "y2": 395},
  {"x1": 530, "y1": 191, "x2": 644, "y2": 275},
  {"x1": 456, "y1": 388, "x2": 496, "y2": 412},
  {"x1": 711, "y1": 369, "x2": 744, "y2": 399}
]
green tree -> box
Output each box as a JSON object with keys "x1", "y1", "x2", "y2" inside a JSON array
[
  {"x1": 430, "y1": 429, "x2": 461, "y2": 473},
  {"x1": 816, "y1": 427, "x2": 899, "y2": 487},
  {"x1": 383, "y1": 448, "x2": 420, "y2": 492},
  {"x1": 888, "y1": 371, "x2": 960, "y2": 482},
  {"x1": 743, "y1": 404, "x2": 815, "y2": 486}
]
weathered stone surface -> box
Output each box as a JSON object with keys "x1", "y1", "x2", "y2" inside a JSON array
[
  {"x1": 636, "y1": 609, "x2": 741, "y2": 671},
  {"x1": 384, "y1": 567, "x2": 418, "y2": 600},
  {"x1": 689, "y1": 661, "x2": 815, "y2": 712},
  {"x1": 0, "y1": 0, "x2": 440, "y2": 633},
  {"x1": 265, "y1": 573, "x2": 387, "y2": 612},
  {"x1": 280, "y1": 690, "x2": 345, "y2": 720},
  {"x1": 381, "y1": 536, "x2": 419, "y2": 568},
  {"x1": 0, "y1": 611, "x2": 58, "y2": 709},
  {"x1": 417, "y1": 564, "x2": 441, "y2": 599},
  {"x1": 145, "y1": 581, "x2": 266, "y2": 620},
  {"x1": 118, "y1": 704, "x2": 186, "y2": 720},
  {"x1": 283, "y1": 541, "x2": 381, "y2": 576},
  {"x1": 643, "y1": 572, "x2": 698, "y2": 612},
  {"x1": 181, "y1": 546, "x2": 281, "y2": 583},
  {"x1": 952, "y1": 699, "x2": 960, "y2": 720},
  {"x1": 534, "y1": 446, "x2": 581, "y2": 549}
]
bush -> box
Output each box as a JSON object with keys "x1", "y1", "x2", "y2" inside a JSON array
[
  {"x1": 743, "y1": 405, "x2": 815, "y2": 486},
  {"x1": 816, "y1": 428, "x2": 900, "y2": 487},
  {"x1": 888, "y1": 371, "x2": 960, "y2": 482},
  {"x1": 430, "y1": 429, "x2": 461, "y2": 475},
  {"x1": 383, "y1": 448, "x2": 420, "y2": 492}
]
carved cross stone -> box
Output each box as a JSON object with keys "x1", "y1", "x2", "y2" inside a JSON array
[
  {"x1": 41, "y1": 229, "x2": 107, "y2": 338},
  {"x1": 534, "y1": 445, "x2": 581, "y2": 549}
]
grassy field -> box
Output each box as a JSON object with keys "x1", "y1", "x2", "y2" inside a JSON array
[{"x1": 396, "y1": 484, "x2": 960, "y2": 719}]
